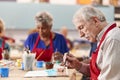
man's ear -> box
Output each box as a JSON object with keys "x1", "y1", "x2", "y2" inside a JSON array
[
  {"x1": 92, "y1": 17, "x2": 99, "y2": 23},
  {"x1": 92, "y1": 17, "x2": 100, "y2": 27}
]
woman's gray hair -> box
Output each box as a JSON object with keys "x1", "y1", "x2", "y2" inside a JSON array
[
  {"x1": 35, "y1": 11, "x2": 53, "y2": 27},
  {"x1": 73, "y1": 6, "x2": 106, "y2": 26}
]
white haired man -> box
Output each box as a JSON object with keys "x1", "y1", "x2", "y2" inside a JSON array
[{"x1": 65, "y1": 6, "x2": 120, "y2": 80}]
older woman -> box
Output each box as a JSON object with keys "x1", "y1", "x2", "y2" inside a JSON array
[{"x1": 24, "y1": 11, "x2": 69, "y2": 62}]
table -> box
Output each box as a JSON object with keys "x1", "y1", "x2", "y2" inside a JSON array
[{"x1": 0, "y1": 63, "x2": 81, "y2": 80}]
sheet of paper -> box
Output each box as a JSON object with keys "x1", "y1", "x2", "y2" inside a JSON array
[
  {"x1": 24, "y1": 69, "x2": 68, "y2": 78},
  {"x1": 24, "y1": 70, "x2": 47, "y2": 77},
  {"x1": 24, "y1": 69, "x2": 58, "y2": 77}
]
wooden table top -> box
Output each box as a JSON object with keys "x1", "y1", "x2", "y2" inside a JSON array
[{"x1": 0, "y1": 62, "x2": 75, "y2": 80}]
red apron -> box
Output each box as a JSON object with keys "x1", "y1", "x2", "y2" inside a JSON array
[
  {"x1": 32, "y1": 33, "x2": 53, "y2": 62},
  {"x1": 0, "y1": 40, "x2": 5, "y2": 60},
  {"x1": 90, "y1": 23, "x2": 116, "y2": 80}
]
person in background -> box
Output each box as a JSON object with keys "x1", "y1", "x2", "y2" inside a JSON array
[
  {"x1": 27, "y1": 28, "x2": 38, "y2": 35},
  {"x1": 24, "y1": 11, "x2": 69, "y2": 62},
  {"x1": 0, "y1": 19, "x2": 10, "y2": 60},
  {"x1": 0, "y1": 19, "x2": 15, "y2": 45},
  {"x1": 64, "y1": 6, "x2": 120, "y2": 80},
  {"x1": 60, "y1": 26, "x2": 73, "y2": 50}
]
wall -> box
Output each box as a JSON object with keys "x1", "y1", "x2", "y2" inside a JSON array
[{"x1": 0, "y1": 2, "x2": 114, "y2": 29}]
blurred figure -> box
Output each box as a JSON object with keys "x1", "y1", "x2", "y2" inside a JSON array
[
  {"x1": 60, "y1": 26, "x2": 73, "y2": 50},
  {"x1": 0, "y1": 19, "x2": 10, "y2": 60},
  {"x1": 28, "y1": 28, "x2": 38, "y2": 35},
  {"x1": 0, "y1": 19, "x2": 15, "y2": 45},
  {"x1": 2, "y1": 36, "x2": 15, "y2": 45},
  {"x1": 24, "y1": 11, "x2": 69, "y2": 62}
]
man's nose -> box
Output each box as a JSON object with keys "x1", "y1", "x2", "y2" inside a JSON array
[{"x1": 80, "y1": 31, "x2": 85, "y2": 37}]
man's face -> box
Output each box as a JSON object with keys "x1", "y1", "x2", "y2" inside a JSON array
[{"x1": 76, "y1": 19, "x2": 97, "y2": 42}]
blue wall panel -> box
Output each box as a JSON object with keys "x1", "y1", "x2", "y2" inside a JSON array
[{"x1": 0, "y1": 3, "x2": 114, "y2": 29}]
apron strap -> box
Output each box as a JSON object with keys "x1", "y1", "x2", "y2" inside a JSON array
[
  {"x1": 32, "y1": 32, "x2": 54, "y2": 54},
  {"x1": 97, "y1": 23, "x2": 116, "y2": 51},
  {"x1": 90, "y1": 23, "x2": 116, "y2": 79}
]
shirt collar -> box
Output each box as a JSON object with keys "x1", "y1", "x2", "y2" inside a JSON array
[{"x1": 96, "y1": 22, "x2": 116, "y2": 42}]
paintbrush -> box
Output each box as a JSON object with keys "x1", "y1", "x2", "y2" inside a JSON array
[{"x1": 62, "y1": 52, "x2": 69, "y2": 72}]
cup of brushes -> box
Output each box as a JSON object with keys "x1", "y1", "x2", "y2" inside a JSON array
[{"x1": 22, "y1": 47, "x2": 36, "y2": 71}]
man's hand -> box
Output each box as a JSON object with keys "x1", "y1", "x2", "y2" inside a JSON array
[{"x1": 63, "y1": 53, "x2": 82, "y2": 70}]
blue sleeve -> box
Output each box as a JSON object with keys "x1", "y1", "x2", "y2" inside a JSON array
[
  {"x1": 53, "y1": 33, "x2": 69, "y2": 55},
  {"x1": 5, "y1": 43, "x2": 10, "y2": 52},
  {"x1": 24, "y1": 33, "x2": 38, "y2": 51},
  {"x1": 0, "y1": 39, "x2": 10, "y2": 52}
]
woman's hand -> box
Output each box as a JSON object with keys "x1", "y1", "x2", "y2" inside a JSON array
[{"x1": 53, "y1": 52, "x2": 63, "y2": 62}]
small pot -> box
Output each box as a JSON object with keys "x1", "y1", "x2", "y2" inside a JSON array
[{"x1": 45, "y1": 62, "x2": 54, "y2": 69}]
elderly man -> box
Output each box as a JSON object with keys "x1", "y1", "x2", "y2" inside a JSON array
[{"x1": 65, "y1": 6, "x2": 120, "y2": 80}]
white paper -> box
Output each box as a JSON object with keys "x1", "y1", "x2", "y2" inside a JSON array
[
  {"x1": 24, "y1": 70, "x2": 48, "y2": 77},
  {"x1": 24, "y1": 68, "x2": 69, "y2": 78},
  {"x1": 24, "y1": 69, "x2": 57, "y2": 77}
]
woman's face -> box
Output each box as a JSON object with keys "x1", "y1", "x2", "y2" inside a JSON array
[{"x1": 37, "y1": 23, "x2": 51, "y2": 38}]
